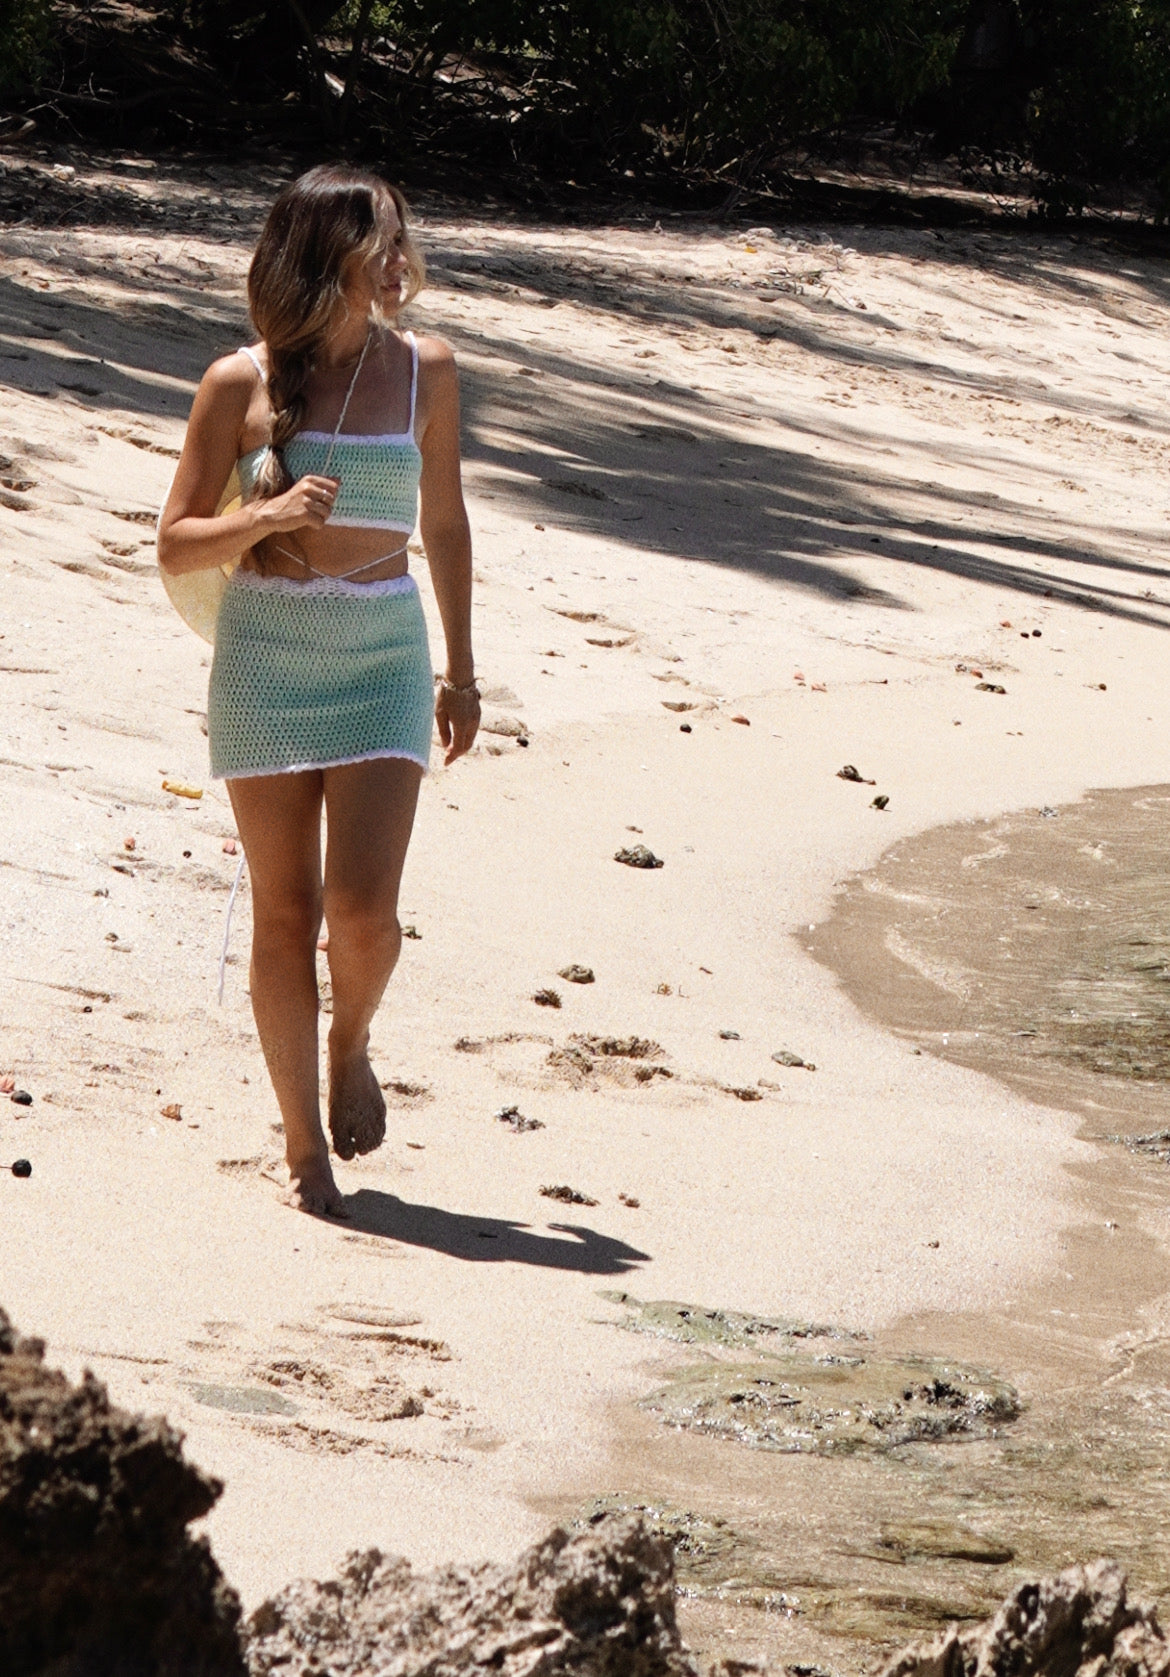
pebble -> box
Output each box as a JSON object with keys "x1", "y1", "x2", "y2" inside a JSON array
[
  {"x1": 10, "y1": 1090, "x2": 32, "y2": 1107},
  {"x1": 9, "y1": 1160, "x2": 31, "y2": 1178},
  {"x1": 975, "y1": 681, "x2": 1007, "y2": 694},
  {"x1": 772, "y1": 1049, "x2": 816, "y2": 1070},
  {"x1": 559, "y1": 965, "x2": 595, "y2": 984},
  {"x1": 533, "y1": 988, "x2": 562, "y2": 1008},
  {"x1": 872, "y1": 794, "x2": 889, "y2": 810},
  {"x1": 680, "y1": 723, "x2": 692, "y2": 733},
  {"x1": 837, "y1": 764, "x2": 875, "y2": 784},
  {"x1": 615, "y1": 844, "x2": 664, "y2": 869},
  {"x1": 719, "y1": 1030, "x2": 741, "y2": 1040}
]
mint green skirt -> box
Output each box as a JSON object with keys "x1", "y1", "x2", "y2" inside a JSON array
[{"x1": 208, "y1": 571, "x2": 433, "y2": 779}]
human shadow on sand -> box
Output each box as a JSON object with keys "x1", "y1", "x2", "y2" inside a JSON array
[{"x1": 344, "y1": 1190, "x2": 649, "y2": 1274}]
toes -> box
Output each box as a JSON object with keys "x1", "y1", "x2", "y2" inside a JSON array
[{"x1": 329, "y1": 1121, "x2": 358, "y2": 1162}]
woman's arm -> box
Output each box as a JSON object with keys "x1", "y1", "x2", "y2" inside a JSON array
[
  {"x1": 157, "y1": 354, "x2": 338, "y2": 575},
  {"x1": 417, "y1": 338, "x2": 478, "y2": 764}
]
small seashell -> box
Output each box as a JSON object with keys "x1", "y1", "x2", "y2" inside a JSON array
[
  {"x1": 160, "y1": 1103, "x2": 182, "y2": 1121},
  {"x1": 162, "y1": 779, "x2": 203, "y2": 799}
]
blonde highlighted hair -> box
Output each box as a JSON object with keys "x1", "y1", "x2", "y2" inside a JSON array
[{"x1": 246, "y1": 164, "x2": 425, "y2": 506}]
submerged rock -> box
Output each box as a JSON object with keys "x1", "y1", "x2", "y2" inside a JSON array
[
  {"x1": 882, "y1": 1559, "x2": 1169, "y2": 1677},
  {"x1": 246, "y1": 1515, "x2": 698, "y2": 1677},
  {"x1": 641, "y1": 1354, "x2": 1019, "y2": 1456},
  {"x1": 0, "y1": 1309, "x2": 244, "y2": 1676}
]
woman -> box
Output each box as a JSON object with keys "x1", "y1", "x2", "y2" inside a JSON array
[{"x1": 158, "y1": 165, "x2": 479, "y2": 1217}]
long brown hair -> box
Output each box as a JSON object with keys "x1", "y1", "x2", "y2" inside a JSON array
[{"x1": 246, "y1": 164, "x2": 425, "y2": 504}]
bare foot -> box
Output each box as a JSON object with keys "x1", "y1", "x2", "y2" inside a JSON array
[
  {"x1": 328, "y1": 1046, "x2": 386, "y2": 1160},
  {"x1": 283, "y1": 1152, "x2": 348, "y2": 1218}
]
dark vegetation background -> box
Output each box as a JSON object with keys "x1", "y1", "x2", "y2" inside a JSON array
[{"x1": 1, "y1": 0, "x2": 1169, "y2": 225}]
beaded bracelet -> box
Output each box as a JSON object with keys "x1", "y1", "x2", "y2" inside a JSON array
[{"x1": 435, "y1": 674, "x2": 480, "y2": 699}]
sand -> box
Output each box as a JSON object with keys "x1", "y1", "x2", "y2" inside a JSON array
[{"x1": 2, "y1": 149, "x2": 1170, "y2": 1661}]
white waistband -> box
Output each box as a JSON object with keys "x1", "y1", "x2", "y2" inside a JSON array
[{"x1": 232, "y1": 569, "x2": 417, "y2": 599}]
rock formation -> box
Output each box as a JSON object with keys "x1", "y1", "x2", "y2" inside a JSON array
[
  {"x1": 0, "y1": 1309, "x2": 245, "y2": 1676},
  {"x1": 245, "y1": 1515, "x2": 697, "y2": 1677},
  {"x1": 882, "y1": 1559, "x2": 1170, "y2": 1677}
]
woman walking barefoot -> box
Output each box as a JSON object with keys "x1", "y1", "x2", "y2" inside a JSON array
[{"x1": 158, "y1": 166, "x2": 479, "y2": 1216}]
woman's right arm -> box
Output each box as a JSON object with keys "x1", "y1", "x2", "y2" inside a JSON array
[{"x1": 157, "y1": 355, "x2": 337, "y2": 575}]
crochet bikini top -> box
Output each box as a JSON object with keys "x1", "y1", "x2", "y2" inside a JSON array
[{"x1": 235, "y1": 333, "x2": 422, "y2": 535}]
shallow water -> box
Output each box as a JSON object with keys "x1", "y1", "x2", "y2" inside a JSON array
[{"x1": 559, "y1": 788, "x2": 1170, "y2": 1673}]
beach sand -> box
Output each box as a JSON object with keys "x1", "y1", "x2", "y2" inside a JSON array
[{"x1": 2, "y1": 149, "x2": 1170, "y2": 1665}]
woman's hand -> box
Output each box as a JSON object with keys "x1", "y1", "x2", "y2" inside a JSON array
[
  {"x1": 435, "y1": 680, "x2": 480, "y2": 766},
  {"x1": 255, "y1": 474, "x2": 341, "y2": 535}
]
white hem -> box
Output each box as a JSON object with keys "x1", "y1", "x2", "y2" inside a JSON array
[{"x1": 217, "y1": 747, "x2": 429, "y2": 780}]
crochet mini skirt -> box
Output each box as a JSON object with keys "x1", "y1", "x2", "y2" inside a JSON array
[{"x1": 208, "y1": 570, "x2": 433, "y2": 779}]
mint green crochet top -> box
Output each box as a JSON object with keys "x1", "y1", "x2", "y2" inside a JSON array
[{"x1": 236, "y1": 333, "x2": 422, "y2": 534}]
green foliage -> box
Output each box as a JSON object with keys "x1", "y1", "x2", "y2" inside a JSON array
[
  {"x1": 1024, "y1": 0, "x2": 1170, "y2": 183},
  {"x1": 0, "y1": 0, "x2": 51, "y2": 94},
  {"x1": 337, "y1": 0, "x2": 968, "y2": 170}
]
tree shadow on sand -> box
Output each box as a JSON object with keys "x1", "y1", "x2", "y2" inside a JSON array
[
  {"x1": 344, "y1": 1189, "x2": 650, "y2": 1274},
  {"x1": 6, "y1": 188, "x2": 1170, "y2": 627}
]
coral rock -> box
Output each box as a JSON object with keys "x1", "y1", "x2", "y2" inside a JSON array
[
  {"x1": 882, "y1": 1559, "x2": 1170, "y2": 1677},
  {"x1": 0, "y1": 1308, "x2": 244, "y2": 1676},
  {"x1": 246, "y1": 1514, "x2": 697, "y2": 1677}
]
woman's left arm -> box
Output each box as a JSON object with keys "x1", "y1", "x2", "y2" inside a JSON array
[{"x1": 417, "y1": 336, "x2": 478, "y2": 765}]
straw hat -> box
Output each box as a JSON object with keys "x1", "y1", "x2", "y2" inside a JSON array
[{"x1": 156, "y1": 466, "x2": 244, "y2": 645}]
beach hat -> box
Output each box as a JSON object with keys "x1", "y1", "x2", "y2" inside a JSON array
[{"x1": 156, "y1": 465, "x2": 244, "y2": 645}]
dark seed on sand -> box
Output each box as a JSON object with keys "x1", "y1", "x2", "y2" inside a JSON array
[
  {"x1": 619, "y1": 1193, "x2": 640, "y2": 1208},
  {"x1": 559, "y1": 965, "x2": 595, "y2": 984},
  {"x1": 541, "y1": 1183, "x2": 599, "y2": 1206},
  {"x1": 10, "y1": 1159, "x2": 31, "y2": 1178},
  {"x1": 837, "y1": 764, "x2": 875, "y2": 785},
  {"x1": 872, "y1": 794, "x2": 889, "y2": 810},
  {"x1": 615, "y1": 844, "x2": 664, "y2": 869},
  {"x1": 497, "y1": 1105, "x2": 544, "y2": 1133},
  {"x1": 10, "y1": 1091, "x2": 32, "y2": 1107},
  {"x1": 533, "y1": 988, "x2": 562, "y2": 1008},
  {"x1": 719, "y1": 1030, "x2": 741, "y2": 1040},
  {"x1": 680, "y1": 724, "x2": 692, "y2": 733}
]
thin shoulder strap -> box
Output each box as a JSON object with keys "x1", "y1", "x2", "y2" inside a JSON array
[
  {"x1": 406, "y1": 332, "x2": 419, "y2": 435},
  {"x1": 237, "y1": 345, "x2": 265, "y2": 379}
]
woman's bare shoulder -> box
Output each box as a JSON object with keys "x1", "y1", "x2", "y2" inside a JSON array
[
  {"x1": 202, "y1": 346, "x2": 266, "y2": 392},
  {"x1": 412, "y1": 332, "x2": 457, "y2": 368}
]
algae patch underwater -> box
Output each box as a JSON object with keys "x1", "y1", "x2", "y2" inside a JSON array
[{"x1": 602, "y1": 1293, "x2": 1019, "y2": 1456}]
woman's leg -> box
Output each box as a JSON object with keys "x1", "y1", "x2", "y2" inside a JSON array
[
  {"x1": 226, "y1": 769, "x2": 345, "y2": 1216},
  {"x1": 321, "y1": 755, "x2": 423, "y2": 1158}
]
